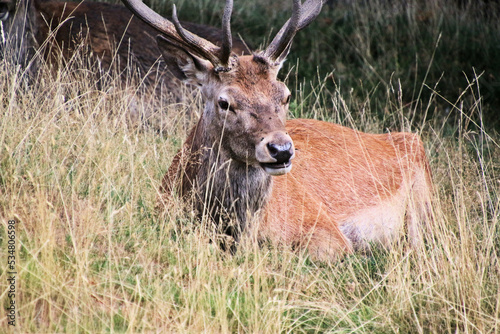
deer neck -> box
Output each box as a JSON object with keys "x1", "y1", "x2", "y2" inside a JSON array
[{"x1": 190, "y1": 112, "x2": 273, "y2": 238}]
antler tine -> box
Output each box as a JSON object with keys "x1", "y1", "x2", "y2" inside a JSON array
[
  {"x1": 170, "y1": 5, "x2": 222, "y2": 67},
  {"x1": 263, "y1": 0, "x2": 301, "y2": 63},
  {"x1": 171, "y1": 1, "x2": 234, "y2": 71},
  {"x1": 263, "y1": 0, "x2": 325, "y2": 63},
  {"x1": 122, "y1": 0, "x2": 235, "y2": 70},
  {"x1": 220, "y1": 0, "x2": 234, "y2": 67}
]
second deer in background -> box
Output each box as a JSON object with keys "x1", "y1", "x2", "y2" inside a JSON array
[{"x1": 0, "y1": 0, "x2": 248, "y2": 101}]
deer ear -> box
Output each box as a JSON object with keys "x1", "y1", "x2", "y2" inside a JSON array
[{"x1": 156, "y1": 35, "x2": 213, "y2": 86}]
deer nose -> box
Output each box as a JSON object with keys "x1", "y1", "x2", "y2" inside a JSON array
[{"x1": 267, "y1": 142, "x2": 293, "y2": 163}]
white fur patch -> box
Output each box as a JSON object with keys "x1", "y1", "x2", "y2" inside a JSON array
[
  {"x1": 339, "y1": 184, "x2": 409, "y2": 250},
  {"x1": 264, "y1": 164, "x2": 292, "y2": 176}
]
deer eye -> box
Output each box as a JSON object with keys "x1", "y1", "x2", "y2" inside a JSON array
[
  {"x1": 283, "y1": 94, "x2": 291, "y2": 105},
  {"x1": 218, "y1": 98, "x2": 234, "y2": 112}
]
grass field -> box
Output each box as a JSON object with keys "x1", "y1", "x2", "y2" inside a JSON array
[{"x1": 1, "y1": 0, "x2": 499, "y2": 332}]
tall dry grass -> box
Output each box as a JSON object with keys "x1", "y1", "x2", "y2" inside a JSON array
[{"x1": 0, "y1": 0, "x2": 499, "y2": 333}]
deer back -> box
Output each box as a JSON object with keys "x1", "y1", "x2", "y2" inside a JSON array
[{"x1": 262, "y1": 119, "x2": 433, "y2": 259}]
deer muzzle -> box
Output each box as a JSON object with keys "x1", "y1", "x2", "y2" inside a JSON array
[{"x1": 256, "y1": 131, "x2": 295, "y2": 176}]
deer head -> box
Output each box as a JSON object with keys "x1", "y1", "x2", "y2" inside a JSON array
[{"x1": 122, "y1": 0, "x2": 324, "y2": 176}]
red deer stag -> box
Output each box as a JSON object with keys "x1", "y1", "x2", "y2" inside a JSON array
[
  {"x1": 0, "y1": 0, "x2": 247, "y2": 99},
  {"x1": 123, "y1": 0, "x2": 433, "y2": 260}
]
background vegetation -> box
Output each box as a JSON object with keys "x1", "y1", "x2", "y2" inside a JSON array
[{"x1": 1, "y1": 0, "x2": 499, "y2": 332}]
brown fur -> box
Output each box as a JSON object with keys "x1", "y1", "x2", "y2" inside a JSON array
[
  {"x1": 159, "y1": 54, "x2": 433, "y2": 261},
  {"x1": 262, "y1": 119, "x2": 433, "y2": 259},
  {"x1": 117, "y1": 0, "x2": 433, "y2": 261},
  {"x1": 1, "y1": 0, "x2": 248, "y2": 97},
  {"x1": 160, "y1": 56, "x2": 289, "y2": 241}
]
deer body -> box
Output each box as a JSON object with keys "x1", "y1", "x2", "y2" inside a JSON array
[
  {"x1": 163, "y1": 115, "x2": 432, "y2": 259},
  {"x1": 263, "y1": 119, "x2": 432, "y2": 258},
  {"x1": 123, "y1": 0, "x2": 433, "y2": 261}
]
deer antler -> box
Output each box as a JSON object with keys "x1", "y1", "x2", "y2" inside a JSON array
[
  {"x1": 262, "y1": 0, "x2": 324, "y2": 64},
  {"x1": 122, "y1": 0, "x2": 235, "y2": 71}
]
